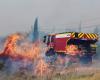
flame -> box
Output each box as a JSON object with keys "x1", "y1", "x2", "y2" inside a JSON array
[
  {"x1": 15, "y1": 43, "x2": 41, "y2": 60},
  {"x1": 0, "y1": 33, "x2": 50, "y2": 76},
  {"x1": 34, "y1": 58, "x2": 49, "y2": 76},
  {"x1": 66, "y1": 45, "x2": 79, "y2": 56},
  {"x1": 0, "y1": 33, "x2": 41, "y2": 60},
  {"x1": 2, "y1": 33, "x2": 22, "y2": 57}
]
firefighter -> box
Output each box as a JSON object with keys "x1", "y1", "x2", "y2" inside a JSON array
[{"x1": 45, "y1": 43, "x2": 57, "y2": 64}]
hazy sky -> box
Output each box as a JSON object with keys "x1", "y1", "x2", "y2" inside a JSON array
[{"x1": 0, "y1": 0, "x2": 100, "y2": 36}]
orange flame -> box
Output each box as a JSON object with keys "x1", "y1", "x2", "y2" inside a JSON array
[
  {"x1": 2, "y1": 33, "x2": 22, "y2": 57},
  {"x1": 0, "y1": 33, "x2": 49, "y2": 76},
  {"x1": 34, "y1": 58, "x2": 49, "y2": 76},
  {"x1": 66, "y1": 45, "x2": 79, "y2": 56},
  {"x1": 1, "y1": 33, "x2": 41, "y2": 60}
]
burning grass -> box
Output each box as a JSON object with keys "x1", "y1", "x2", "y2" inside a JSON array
[{"x1": 0, "y1": 33, "x2": 100, "y2": 80}]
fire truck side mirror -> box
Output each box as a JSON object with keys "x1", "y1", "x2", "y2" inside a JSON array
[
  {"x1": 43, "y1": 36, "x2": 46, "y2": 43},
  {"x1": 47, "y1": 36, "x2": 50, "y2": 45},
  {"x1": 51, "y1": 36, "x2": 54, "y2": 42}
]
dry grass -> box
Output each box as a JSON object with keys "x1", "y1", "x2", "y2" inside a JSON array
[
  {"x1": 0, "y1": 66, "x2": 100, "y2": 80},
  {"x1": 5, "y1": 72, "x2": 100, "y2": 80}
]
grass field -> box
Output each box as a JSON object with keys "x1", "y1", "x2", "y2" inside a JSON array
[{"x1": 0, "y1": 65, "x2": 100, "y2": 80}]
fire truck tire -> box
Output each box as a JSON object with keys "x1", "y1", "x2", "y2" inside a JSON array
[{"x1": 79, "y1": 55, "x2": 92, "y2": 64}]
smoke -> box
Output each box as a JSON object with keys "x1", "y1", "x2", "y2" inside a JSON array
[
  {"x1": 0, "y1": 32, "x2": 50, "y2": 77},
  {"x1": 0, "y1": 32, "x2": 99, "y2": 79},
  {"x1": 0, "y1": 32, "x2": 76, "y2": 76}
]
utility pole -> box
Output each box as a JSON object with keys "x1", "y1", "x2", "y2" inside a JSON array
[
  {"x1": 52, "y1": 26, "x2": 55, "y2": 33},
  {"x1": 94, "y1": 26, "x2": 99, "y2": 34},
  {"x1": 79, "y1": 20, "x2": 82, "y2": 32}
]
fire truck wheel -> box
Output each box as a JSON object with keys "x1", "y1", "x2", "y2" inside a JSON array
[{"x1": 79, "y1": 54, "x2": 92, "y2": 64}]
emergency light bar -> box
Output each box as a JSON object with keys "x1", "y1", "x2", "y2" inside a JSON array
[{"x1": 55, "y1": 33, "x2": 71, "y2": 38}]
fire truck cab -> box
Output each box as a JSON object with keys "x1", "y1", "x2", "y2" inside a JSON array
[{"x1": 43, "y1": 32, "x2": 99, "y2": 64}]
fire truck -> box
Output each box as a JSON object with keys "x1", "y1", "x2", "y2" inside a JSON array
[{"x1": 43, "y1": 32, "x2": 99, "y2": 65}]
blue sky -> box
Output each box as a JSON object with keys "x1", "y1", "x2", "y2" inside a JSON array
[{"x1": 0, "y1": 0, "x2": 100, "y2": 36}]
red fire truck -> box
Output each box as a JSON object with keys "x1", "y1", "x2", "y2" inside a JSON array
[{"x1": 43, "y1": 32, "x2": 99, "y2": 65}]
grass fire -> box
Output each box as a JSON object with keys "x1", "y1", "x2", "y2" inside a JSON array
[{"x1": 0, "y1": 31, "x2": 99, "y2": 80}]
